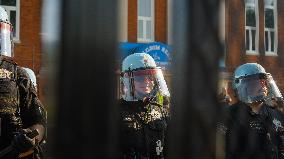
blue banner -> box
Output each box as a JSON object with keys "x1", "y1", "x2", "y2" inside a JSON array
[{"x1": 119, "y1": 42, "x2": 171, "y2": 69}]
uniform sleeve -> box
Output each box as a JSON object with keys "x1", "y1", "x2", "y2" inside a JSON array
[
  {"x1": 279, "y1": 135, "x2": 284, "y2": 159},
  {"x1": 277, "y1": 112, "x2": 284, "y2": 159},
  {"x1": 17, "y1": 67, "x2": 47, "y2": 128}
]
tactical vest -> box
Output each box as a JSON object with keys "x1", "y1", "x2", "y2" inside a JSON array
[
  {"x1": 120, "y1": 99, "x2": 169, "y2": 159},
  {"x1": 225, "y1": 103, "x2": 282, "y2": 159},
  {"x1": 0, "y1": 58, "x2": 22, "y2": 150}
]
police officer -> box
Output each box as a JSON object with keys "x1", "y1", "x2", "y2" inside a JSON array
[
  {"x1": 119, "y1": 53, "x2": 170, "y2": 159},
  {"x1": 0, "y1": 7, "x2": 46, "y2": 159},
  {"x1": 22, "y1": 67, "x2": 47, "y2": 157},
  {"x1": 220, "y1": 63, "x2": 284, "y2": 159}
]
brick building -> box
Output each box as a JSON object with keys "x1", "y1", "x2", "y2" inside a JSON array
[
  {"x1": 119, "y1": 0, "x2": 170, "y2": 44},
  {"x1": 221, "y1": 0, "x2": 284, "y2": 102},
  {"x1": 1, "y1": 0, "x2": 44, "y2": 100}
]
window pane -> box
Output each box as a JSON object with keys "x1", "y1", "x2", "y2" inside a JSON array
[
  {"x1": 138, "y1": 20, "x2": 143, "y2": 38},
  {"x1": 265, "y1": 9, "x2": 274, "y2": 28},
  {"x1": 0, "y1": 0, "x2": 16, "y2": 6},
  {"x1": 271, "y1": 31, "x2": 274, "y2": 52},
  {"x1": 138, "y1": 0, "x2": 151, "y2": 17},
  {"x1": 252, "y1": 30, "x2": 256, "y2": 50},
  {"x1": 10, "y1": 10, "x2": 16, "y2": 37},
  {"x1": 265, "y1": 31, "x2": 268, "y2": 51},
  {"x1": 246, "y1": 30, "x2": 250, "y2": 50},
  {"x1": 245, "y1": 0, "x2": 255, "y2": 4},
  {"x1": 246, "y1": 7, "x2": 256, "y2": 27},
  {"x1": 265, "y1": 0, "x2": 274, "y2": 6},
  {"x1": 146, "y1": 21, "x2": 151, "y2": 39}
]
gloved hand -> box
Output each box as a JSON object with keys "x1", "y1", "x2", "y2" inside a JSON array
[{"x1": 12, "y1": 129, "x2": 37, "y2": 153}]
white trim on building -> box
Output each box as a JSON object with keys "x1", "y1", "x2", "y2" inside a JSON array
[{"x1": 118, "y1": 0, "x2": 128, "y2": 42}]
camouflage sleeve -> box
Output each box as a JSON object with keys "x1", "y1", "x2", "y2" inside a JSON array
[{"x1": 17, "y1": 67, "x2": 47, "y2": 128}]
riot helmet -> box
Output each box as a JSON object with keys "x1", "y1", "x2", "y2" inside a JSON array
[
  {"x1": 0, "y1": 6, "x2": 13, "y2": 57},
  {"x1": 232, "y1": 63, "x2": 270, "y2": 104},
  {"x1": 23, "y1": 67, "x2": 37, "y2": 91},
  {"x1": 120, "y1": 53, "x2": 170, "y2": 101}
]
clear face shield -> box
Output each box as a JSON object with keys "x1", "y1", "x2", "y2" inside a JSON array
[
  {"x1": 121, "y1": 68, "x2": 170, "y2": 101},
  {"x1": 0, "y1": 22, "x2": 13, "y2": 57},
  {"x1": 265, "y1": 74, "x2": 283, "y2": 106},
  {"x1": 267, "y1": 74, "x2": 283, "y2": 98},
  {"x1": 235, "y1": 74, "x2": 269, "y2": 104}
]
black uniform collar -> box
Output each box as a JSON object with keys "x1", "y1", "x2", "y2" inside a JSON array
[
  {"x1": 239, "y1": 102, "x2": 267, "y2": 116},
  {"x1": 120, "y1": 99, "x2": 149, "y2": 111}
]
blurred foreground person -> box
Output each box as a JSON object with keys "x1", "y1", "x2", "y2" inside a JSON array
[
  {"x1": 0, "y1": 7, "x2": 46, "y2": 159},
  {"x1": 22, "y1": 68, "x2": 37, "y2": 93},
  {"x1": 218, "y1": 87, "x2": 232, "y2": 107},
  {"x1": 219, "y1": 63, "x2": 284, "y2": 159},
  {"x1": 119, "y1": 53, "x2": 170, "y2": 159}
]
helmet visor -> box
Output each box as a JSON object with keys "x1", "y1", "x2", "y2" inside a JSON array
[
  {"x1": 121, "y1": 68, "x2": 170, "y2": 101},
  {"x1": 236, "y1": 74, "x2": 268, "y2": 103},
  {"x1": 0, "y1": 22, "x2": 12, "y2": 57},
  {"x1": 265, "y1": 74, "x2": 282, "y2": 100}
]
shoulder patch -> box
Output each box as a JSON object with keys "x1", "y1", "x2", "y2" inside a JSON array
[
  {"x1": 273, "y1": 118, "x2": 284, "y2": 131},
  {"x1": 0, "y1": 68, "x2": 12, "y2": 79}
]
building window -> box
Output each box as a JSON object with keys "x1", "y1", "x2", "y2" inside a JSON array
[
  {"x1": 137, "y1": 0, "x2": 154, "y2": 42},
  {"x1": 245, "y1": 0, "x2": 259, "y2": 54},
  {"x1": 264, "y1": 0, "x2": 277, "y2": 55},
  {"x1": 0, "y1": 0, "x2": 20, "y2": 42}
]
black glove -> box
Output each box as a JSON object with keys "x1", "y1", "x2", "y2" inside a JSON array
[{"x1": 12, "y1": 129, "x2": 37, "y2": 153}]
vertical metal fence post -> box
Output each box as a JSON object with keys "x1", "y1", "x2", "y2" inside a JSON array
[
  {"x1": 169, "y1": 0, "x2": 222, "y2": 158},
  {"x1": 55, "y1": 0, "x2": 118, "y2": 158}
]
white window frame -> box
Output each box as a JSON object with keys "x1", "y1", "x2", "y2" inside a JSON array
[
  {"x1": 137, "y1": 0, "x2": 154, "y2": 43},
  {"x1": 264, "y1": 0, "x2": 277, "y2": 56},
  {"x1": 1, "y1": 0, "x2": 20, "y2": 43},
  {"x1": 245, "y1": 0, "x2": 259, "y2": 55}
]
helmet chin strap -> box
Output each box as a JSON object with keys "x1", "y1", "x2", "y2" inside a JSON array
[{"x1": 127, "y1": 70, "x2": 136, "y2": 101}]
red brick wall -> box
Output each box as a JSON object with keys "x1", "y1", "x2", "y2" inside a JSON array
[
  {"x1": 226, "y1": 0, "x2": 245, "y2": 69},
  {"x1": 225, "y1": 0, "x2": 284, "y2": 101},
  {"x1": 155, "y1": 0, "x2": 167, "y2": 43},
  {"x1": 128, "y1": 0, "x2": 168, "y2": 43},
  {"x1": 128, "y1": 0, "x2": 137, "y2": 42},
  {"x1": 276, "y1": 0, "x2": 284, "y2": 95},
  {"x1": 13, "y1": 0, "x2": 43, "y2": 100}
]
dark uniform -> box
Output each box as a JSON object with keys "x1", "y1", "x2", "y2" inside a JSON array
[
  {"x1": 219, "y1": 102, "x2": 284, "y2": 159},
  {"x1": 119, "y1": 96, "x2": 170, "y2": 159},
  {"x1": 0, "y1": 56, "x2": 46, "y2": 159}
]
